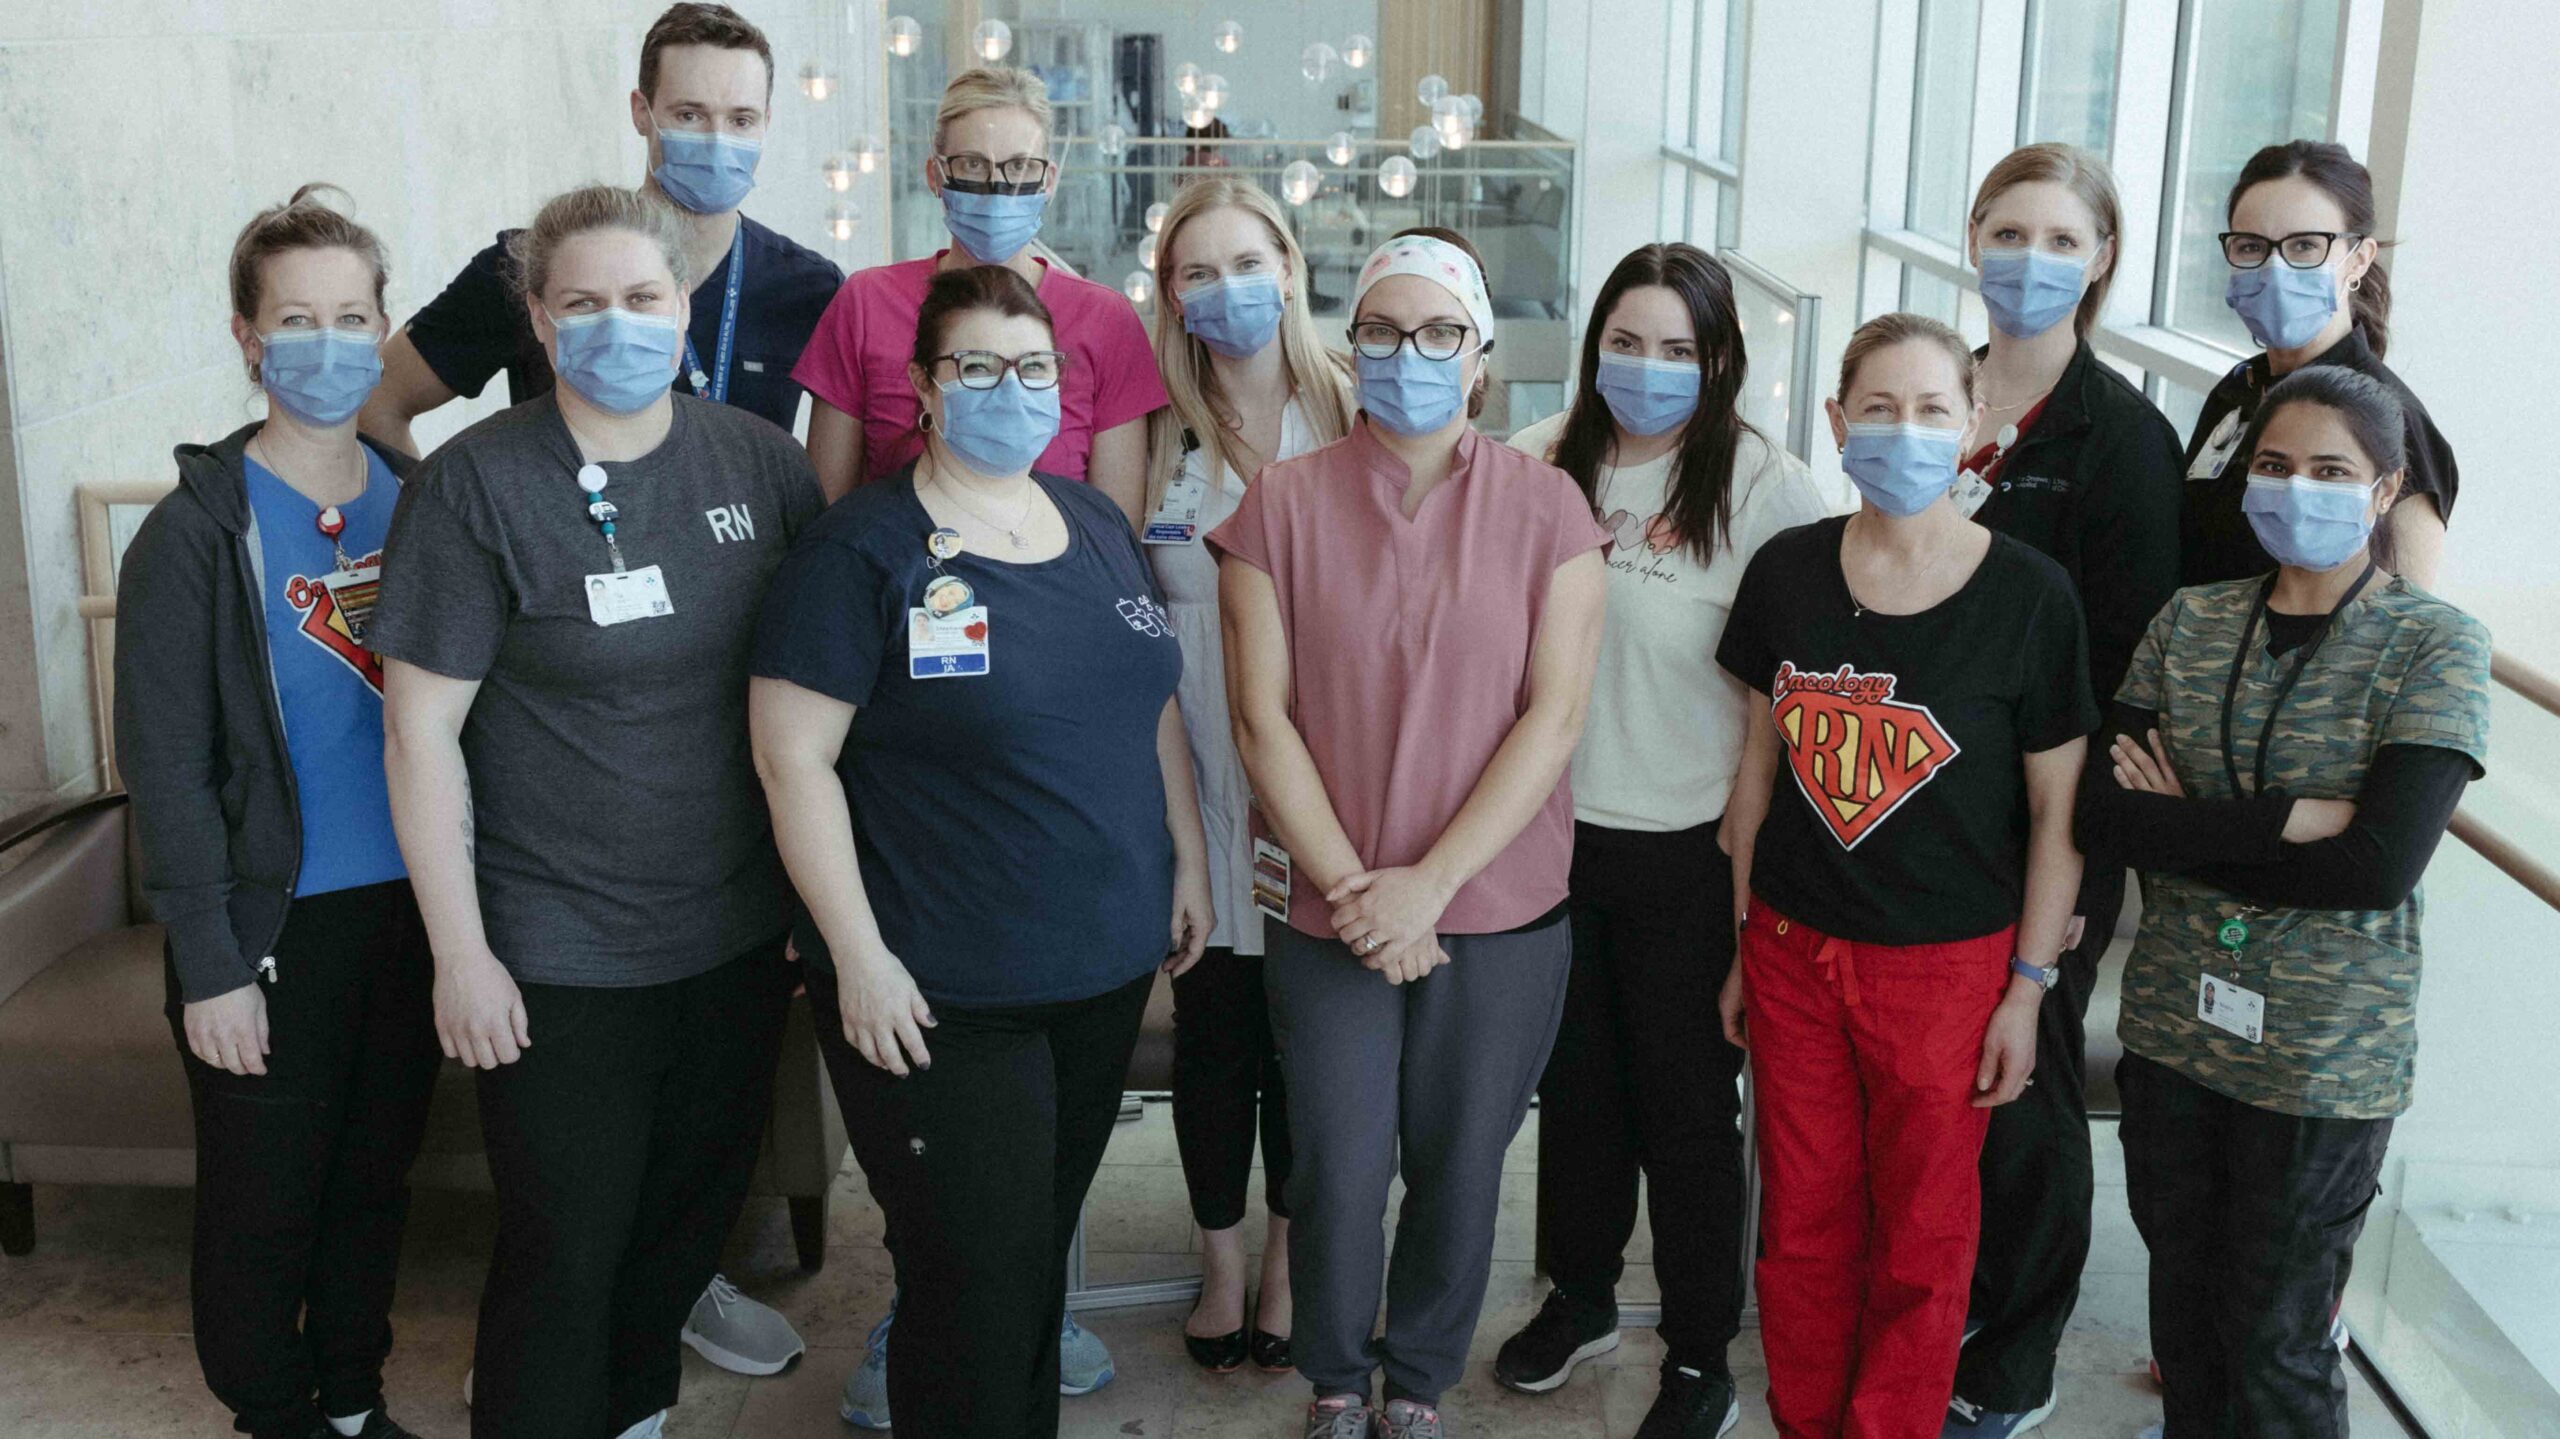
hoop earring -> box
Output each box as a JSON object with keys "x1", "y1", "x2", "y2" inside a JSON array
[
  {"x1": 919, "y1": 411, "x2": 934, "y2": 433},
  {"x1": 2347, "y1": 278, "x2": 2362, "y2": 292}
]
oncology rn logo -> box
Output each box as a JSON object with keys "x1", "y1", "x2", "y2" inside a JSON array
[{"x1": 1769, "y1": 661, "x2": 1959, "y2": 849}]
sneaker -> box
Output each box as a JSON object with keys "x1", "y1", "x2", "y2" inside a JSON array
[
  {"x1": 1304, "y1": 1394, "x2": 1372, "y2": 1439},
  {"x1": 1636, "y1": 1365, "x2": 1741, "y2": 1438},
  {"x1": 609, "y1": 1412, "x2": 665, "y2": 1439},
  {"x1": 839, "y1": 1300, "x2": 895, "y2": 1430},
  {"x1": 1493, "y1": 1289, "x2": 1620, "y2": 1394},
  {"x1": 1059, "y1": 1310, "x2": 1116, "y2": 1396},
  {"x1": 1376, "y1": 1398, "x2": 1444, "y2": 1439},
  {"x1": 1942, "y1": 1389, "x2": 2058, "y2": 1438},
  {"x1": 681, "y1": 1274, "x2": 808, "y2": 1376},
  {"x1": 346, "y1": 1415, "x2": 423, "y2": 1439},
  {"x1": 2136, "y1": 1425, "x2": 2163, "y2": 1439}
]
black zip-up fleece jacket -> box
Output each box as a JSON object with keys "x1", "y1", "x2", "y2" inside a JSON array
[{"x1": 113, "y1": 423, "x2": 416, "y2": 1002}]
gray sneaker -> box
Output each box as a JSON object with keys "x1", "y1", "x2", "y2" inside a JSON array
[
  {"x1": 1304, "y1": 1394, "x2": 1373, "y2": 1439},
  {"x1": 1058, "y1": 1310, "x2": 1116, "y2": 1395},
  {"x1": 1377, "y1": 1398, "x2": 1444, "y2": 1439},
  {"x1": 679, "y1": 1274, "x2": 807, "y2": 1376}
]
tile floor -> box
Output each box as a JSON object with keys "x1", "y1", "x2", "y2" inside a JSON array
[{"x1": 0, "y1": 1109, "x2": 2411, "y2": 1438}]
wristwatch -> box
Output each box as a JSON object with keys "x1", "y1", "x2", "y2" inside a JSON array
[{"x1": 2009, "y1": 955, "x2": 2058, "y2": 991}]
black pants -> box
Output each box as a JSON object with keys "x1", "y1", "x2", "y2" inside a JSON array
[
  {"x1": 470, "y1": 940, "x2": 792, "y2": 1439},
  {"x1": 164, "y1": 880, "x2": 441, "y2": 1439},
  {"x1": 2119, "y1": 1052, "x2": 2391, "y2": 1439},
  {"x1": 811, "y1": 965, "x2": 1153, "y2": 1439},
  {"x1": 1955, "y1": 869, "x2": 2124, "y2": 1408},
  {"x1": 1533, "y1": 820, "x2": 1746, "y2": 1373},
  {"x1": 1170, "y1": 946, "x2": 1291, "y2": 1229}
]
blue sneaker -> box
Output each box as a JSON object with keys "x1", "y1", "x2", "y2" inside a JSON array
[
  {"x1": 1941, "y1": 1389, "x2": 2057, "y2": 1437},
  {"x1": 838, "y1": 1299, "x2": 895, "y2": 1430},
  {"x1": 1059, "y1": 1311, "x2": 1116, "y2": 1396}
]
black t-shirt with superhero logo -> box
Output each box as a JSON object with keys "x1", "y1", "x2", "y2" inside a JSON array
[{"x1": 1717, "y1": 515, "x2": 2100, "y2": 945}]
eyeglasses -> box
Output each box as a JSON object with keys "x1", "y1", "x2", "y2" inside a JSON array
[
  {"x1": 2220, "y1": 230, "x2": 2360, "y2": 271},
  {"x1": 933, "y1": 349, "x2": 1065, "y2": 390},
  {"x1": 937, "y1": 152, "x2": 1053, "y2": 187},
  {"x1": 1348, "y1": 320, "x2": 1477, "y2": 362}
]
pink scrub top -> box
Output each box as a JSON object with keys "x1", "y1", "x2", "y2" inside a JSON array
[
  {"x1": 1208, "y1": 419, "x2": 1610, "y2": 938},
  {"x1": 790, "y1": 253, "x2": 1169, "y2": 484}
]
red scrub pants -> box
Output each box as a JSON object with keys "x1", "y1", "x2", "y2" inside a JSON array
[{"x1": 1741, "y1": 898, "x2": 2012, "y2": 1439}]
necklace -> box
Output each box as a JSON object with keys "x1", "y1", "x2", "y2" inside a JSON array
[{"x1": 929, "y1": 460, "x2": 1037, "y2": 549}]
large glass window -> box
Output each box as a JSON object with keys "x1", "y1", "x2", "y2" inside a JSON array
[
  {"x1": 1659, "y1": 0, "x2": 1745, "y2": 249},
  {"x1": 2159, "y1": 0, "x2": 2344, "y2": 348},
  {"x1": 1905, "y1": 0, "x2": 1982, "y2": 245},
  {"x1": 2020, "y1": 0, "x2": 2122, "y2": 153}
]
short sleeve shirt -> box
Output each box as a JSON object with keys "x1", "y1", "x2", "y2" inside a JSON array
[
  {"x1": 403, "y1": 218, "x2": 843, "y2": 435},
  {"x1": 366, "y1": 395, "x2": 825, "y2": 986},
  {"x1": 750, "y1": 468, "x2": 1182, "y2": 1008},
  {"x1": 2113, "y1": 575, "x2": 2492, "y2": 1118},
  {"x1": 1717, "y1": 517, "x2": 2099, "y2": 945},
  {"x1": 789, "y1": 254, "x2": 1169, "y2": 482},
  {"x1": 1207, "y1": 421, "x2": 1610, "y2": 936}
]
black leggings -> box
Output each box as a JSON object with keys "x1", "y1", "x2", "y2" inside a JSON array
[
  {"x1": 811, "y1": 965, "x2": 1153, "y2": 1439},
  {"x1": 165, "y1": 881, "x2": 440, "y2": 1439},
  {"x1": 1171, "y1": 947, "x2": 1291, "y2": 1229}
]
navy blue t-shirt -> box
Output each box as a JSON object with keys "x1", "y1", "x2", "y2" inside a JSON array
[
  {"x1": 405, "y1": 215, "x2": 842, "y2": 435},
  {"x1": 751, "y1": 467, "x2": 1182, "y2": 1007}
]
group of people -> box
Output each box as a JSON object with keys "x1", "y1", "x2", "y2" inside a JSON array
[{"x1": 110, "y1": 6, "x2": 2490, "y2": 1439}]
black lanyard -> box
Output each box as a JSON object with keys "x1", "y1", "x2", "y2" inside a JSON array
[{"x1": 2218, "y1": 560, "x2": 2376, "y2": 798}]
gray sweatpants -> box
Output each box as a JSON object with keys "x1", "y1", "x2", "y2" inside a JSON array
[{"x1": 1265, "y1": 915, "x2": 1574, "y2": 1404}]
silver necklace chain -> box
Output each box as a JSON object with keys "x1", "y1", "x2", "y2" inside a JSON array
[{"x1": 928, "y1": 457, "x2": 1036, "y2": 548}]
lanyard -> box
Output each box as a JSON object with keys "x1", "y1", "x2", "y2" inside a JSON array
[
  {"x1": 682, "y1": 226, "x2": 746, "y2": 405},
  {"x1": 2217, "y1": 559, "x2": 2377, "y2": 798}
]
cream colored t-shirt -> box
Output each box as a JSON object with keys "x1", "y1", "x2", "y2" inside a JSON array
[{"x1": 1508, "y1": 411, "x2": 1840, "y2": 831}]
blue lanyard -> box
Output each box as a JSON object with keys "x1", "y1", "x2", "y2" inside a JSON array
[{"x1": 682, "y1": 225, "x2": 747, "y2": 405}]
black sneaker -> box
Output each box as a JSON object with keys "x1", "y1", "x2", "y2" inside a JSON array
[
  {"x1": 1635, "y1": 1364, "x2": 1740, "y2": 1439},
  {"x1": 1492, "y1": 1289, "x2": 1620, "y2": 1393}
]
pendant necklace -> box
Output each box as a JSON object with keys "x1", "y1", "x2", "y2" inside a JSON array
[{"x1": 930, "y1": 459, "x2": 1036, "y2": 549}]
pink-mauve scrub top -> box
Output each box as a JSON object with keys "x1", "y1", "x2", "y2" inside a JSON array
[
  {"x1": 1208, "y1": 419, "x2": 1610, "y2": 938},
  {"x1": 790, "y1": 253, "x2": 1169, "y2": 484}
]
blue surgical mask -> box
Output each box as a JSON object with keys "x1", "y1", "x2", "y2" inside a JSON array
[
  {"x1": 1841, "y1": 422, "x2": 1964, "y2": 517},
  {"x1": 2242, "y1": 472, "x2": 2379, "y2": 571},
  {"x1": 548, "y1": 308, "x2": 683, "y2": 414},
  {"x1": 653, "y1": 125, "x2": 762, "y2": 215},
  {"x1": 2226, "y1": 263, "x2": 2339, "y2": 351},
  {"x1": 937, "y1": 374, "x2": 1061, "y2": 477},
  {"x1": 1179, "y1": 273, "x2": 1286, "y2": 359},
  {"x1": 258, "y1": 328, "x2": 382, "y2": 426},
  {"x1": 1356, "y1": 346, "x2": 1467, "y2": 436},
  {"x1": 941, "y1": 181, "x2": 1049, "y2": 265},
  {"x1": 1593, "y1": 353, "x2": 1701, "y2": 437},
  {"x1": 1977, "y1": 246, "x2": 2090, "y2": 339}
]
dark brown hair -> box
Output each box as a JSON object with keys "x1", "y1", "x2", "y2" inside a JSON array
[
  {"x1": 2228, "y1": 140, "x2": 2392, "y2": 357},
  {"x1": 2242, "y1": 364, "x2": 2407, "y2": 573},
  {"x1": 228, "y1": 184, "x2": 388, "y2": 381},
  {"x1": 1549, "y1": 243, "x2": 1752, "y2": 563},
  {"x1": 640, "y1": 2, "x2": 773, "y2": 99},
  {"x1": 1385, "y1": 225, "x2": 1493, "y2": 418},
  {"x1": 911, "y1": 265, "x2": 1057, "y2": 380}
]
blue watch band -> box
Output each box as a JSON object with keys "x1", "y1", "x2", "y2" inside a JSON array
[{"x1": 2010, "y1": 955, "x2": 2057, "y2": 989}]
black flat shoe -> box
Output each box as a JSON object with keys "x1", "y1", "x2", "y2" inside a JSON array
[
  {"x1": 1251, "y1": 1327, "x2": 1293, "y2": 1372},
  {"x1": 1183, "y1": 1305, "x2": 1249, "y2": 1373}
]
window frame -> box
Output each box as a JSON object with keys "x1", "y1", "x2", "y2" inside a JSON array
[{"x1": 1659, "y1": 0, "x2": 1748, "y2": 249}]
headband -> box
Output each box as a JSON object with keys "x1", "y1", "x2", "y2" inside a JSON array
[{"x1": 1351, "y1": 234, "x2": 1495, "y2": 342}]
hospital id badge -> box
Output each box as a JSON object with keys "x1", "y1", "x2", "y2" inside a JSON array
[
  {"x1": 320, "y1": 563, "x2": 383, "y2": 646},
  {"x1": 1251, "y1": 837, "x2": 1293, "y2": 922},
  {"x1": 908, "y1": 604, "x2": 990, "y2": 679},
  {"x1": 2198, "y1": 972, "x2": 2265, "y2": 1045},
  {"x1": 2188, "y1": 408, "x2": 2245, "y2": 481},
  {"x1": 585, "y1": 565, "x2": 674, "y2": 626},
  {"x1": 1142, "y1": 473, "x2": 1209, "y2": 545}
]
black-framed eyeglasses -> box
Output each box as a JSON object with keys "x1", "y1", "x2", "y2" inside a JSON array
[
  {"x1": 937, "y1": 152, "x2": 1053, "y2": 186},
  {"x1": 1347, "y1": 320, "x2": 1480, "y2": 362},
  {"x1": 2220, "y1": 230, "x2": 2361, "y2": 271},
  {"x1": 932, "y1": 349, "x2": 1065, "y2": 391}
]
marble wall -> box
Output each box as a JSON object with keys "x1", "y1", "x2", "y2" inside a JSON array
[{"x1": 0, "y1": 0, "x2": 892, "y2": 811}]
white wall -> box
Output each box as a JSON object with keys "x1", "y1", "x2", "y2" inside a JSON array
[{"x1": 0, "y1": 0, "x2": 890, "y2": 812}]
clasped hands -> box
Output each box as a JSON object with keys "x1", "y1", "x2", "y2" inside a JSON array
[{"x1": 1325, "y1": 865, "x2": 1456, "y2": 985}]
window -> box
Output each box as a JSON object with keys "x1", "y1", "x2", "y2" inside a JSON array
[
  {"x1": 1905, "y1": 0, "x2": 1982, "y2": 246},
  {"x1": 1659, "y1": 0, "x2": 1746, "y2": 248},
  {"x1": 2020, "y1": 0, "x2": 2123, "y2": 153}
]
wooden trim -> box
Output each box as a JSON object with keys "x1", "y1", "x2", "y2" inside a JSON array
[
  {"x1": 2449, "y1": 810, "x2": 2560, "y2": 917},
  {"x1": 2491, "y1": 650, "x2": 2560, "y2": 722}
]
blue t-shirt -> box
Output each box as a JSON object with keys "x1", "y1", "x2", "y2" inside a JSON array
[
  {"x1": 244, "y1": 449, "x2": 407, "y2": 897},
  {"x1": 751, "y1": 468, "x2": 1182, "y2": 1008}
]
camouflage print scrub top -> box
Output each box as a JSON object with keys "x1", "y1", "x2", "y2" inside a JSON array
[{"x1": 2113, "y1": 575, "x2": 2491, "y2": 1119}]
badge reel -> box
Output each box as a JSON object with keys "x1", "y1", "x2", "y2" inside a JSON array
[
  {"x1": 577, "y1": 464, "x2": 675, "y2": 627},
  {"x1": 314, "y1": 504, "x2": 385, "y2": 646},
  {"x1": 2188, "y1": 408, "x2": 2246, "y2": 481},
  {"x1": 2198, "y1": 915, "x2": 2266, "y2": 1045},
  {"x1": 909, "y1": 527, "x2": 991, "y2": 679}
]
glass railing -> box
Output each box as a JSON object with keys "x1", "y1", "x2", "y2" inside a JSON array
[{"x1": 1719, "y1": 248, "x2": 1823, "y2": 463}]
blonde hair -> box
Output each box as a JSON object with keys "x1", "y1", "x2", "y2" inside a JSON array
[
  {"x1": 1836, "y1": 312, "x2": 1977, "y2": 405},
  {"x1": 1144, "y1": 177, "x2": 1356, "y2": 513},
  {"x1": 229, "y1": 184, "x2": 388, "y2": 380},
  {"x1": 508, "y1": 184, "x2": 691, "y2": 301},
  {"x1": 936, "y1": 66, "x2": 1052, "y2": 151},
  {"x1": 1968, "y1": 142, "x2": 2122, "y2": 338}
]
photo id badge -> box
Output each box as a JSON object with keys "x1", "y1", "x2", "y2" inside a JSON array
[
  {"x1": 320, "y1": 563, "x2": 383, "y2": 647},
  {"x1": 908, "y1": 604, "x2": 990, "y2": 679},
  {"x1": 585, "y1": 565, "x2": 675, "y2": 626},
  {"x1": 1251, "y1": 836, "x2": 1293, "y2": 922},
  {"x1": 2198, "y1": 972, "x2": 2266, "y2": 1045},
  {"x1": 1142, "y1": 473, "x2": 1209, "y2": 546}
]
